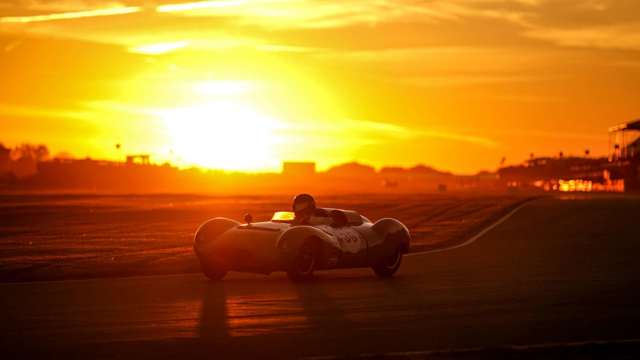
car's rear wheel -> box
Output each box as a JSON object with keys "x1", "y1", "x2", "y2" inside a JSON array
[
  {"x1": 372, "y1": 246, "x2": 403, "y2": 278},
  {"x1": 287, "y1": 241, "x2": 317, "y2": 282},
  {"x1": 200, "y1": 260, "x2": 228, "y2": 281}
]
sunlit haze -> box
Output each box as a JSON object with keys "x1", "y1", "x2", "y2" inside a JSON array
[
  {"x1": 161, "y1": 98, "x2": 284, "y2": 170},
  {"x1": 1, "y1": 0, "x2": 639, "y2": 173}
]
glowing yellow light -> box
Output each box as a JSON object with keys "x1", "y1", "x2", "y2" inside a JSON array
[
  {"x1": 160, "y1": 100, "x2": 284, "y2": 171},
  {"x1": 156, "y1": 1, "x2": 246, "y2": 13},
  {"x1": 130, "y1": 41, "x2": 190, "y2": 55},
  {"x1": 0, "y1": 6, "x2": 140, "y2": 23},
  {"x1": 195, "y1": 81, "x2": 254, "y2": 96},
  {"x1": 272, "y1": 211, "x2": 295, "y2": 221},
  {"x1": 558, "y1": 179, "x2": 593, "y2": 192}
]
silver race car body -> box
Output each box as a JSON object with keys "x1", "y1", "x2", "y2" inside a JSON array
[{"x1": 194, "y1": 208, "x2": 411, "y2": 281}]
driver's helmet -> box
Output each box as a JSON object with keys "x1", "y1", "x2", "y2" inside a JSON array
[{"x1": 293, "y1": 193, "x2": 316, "y2": 219}]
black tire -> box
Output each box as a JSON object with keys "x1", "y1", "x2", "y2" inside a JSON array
[
  {"x1": 287, "y1": 241, "x2": 317, "y2": 282},
  {"x1": 372, "y1": 246, "x2": 403, "y2": 278},
  {"x1": 200, "y1": 260, "x2": 228, "y2": 281}
]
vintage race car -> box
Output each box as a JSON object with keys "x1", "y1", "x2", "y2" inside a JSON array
[{"x1": 194, "y1": 208, "x2": 411, "y2": 281}]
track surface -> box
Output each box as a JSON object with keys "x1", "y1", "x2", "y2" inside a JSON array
[{"x1": 2, "y1": 195, "x2": 640, "y2": 358}]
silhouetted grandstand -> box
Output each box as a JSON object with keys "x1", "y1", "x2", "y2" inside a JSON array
[
  {"x1": 499, "y1": 119, "x2": 640, "y2": 192},
  {"x1": 607, "y1": 119, "x2": 640, "y2": 191}
]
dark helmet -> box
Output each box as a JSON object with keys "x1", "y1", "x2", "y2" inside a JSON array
[{"x1": 293, "y1": 193, "x2": 316, "y2": 217}]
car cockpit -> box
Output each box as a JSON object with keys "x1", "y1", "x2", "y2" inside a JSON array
[{"x1": 271, "y1": 208, "x2": 369, "y2": 227}]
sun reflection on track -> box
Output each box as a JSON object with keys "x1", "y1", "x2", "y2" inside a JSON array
[{"x1": 224, "y1": 295, "x2": 310, "y2": 337}]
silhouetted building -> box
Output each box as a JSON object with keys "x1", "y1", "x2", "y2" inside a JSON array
[
  {"x1": 497, "y1": 120, "x2": 640, "y2": 192},
  {"x1": 609, "y1": 119, "x2": 640, "y2": 161},
  {"x1": 608, "y1": 119, "x2": 640, "y2": 191},
  {"x1": 498, "y1": 156, "x2": 608, "y2": 186},
  {"x1": 282, "y1": 161, "x2": 316, "y2": 176},
  {"x1": 126, "y1": 154, "x2": 151, "y2": 165},
  {"x1": 326, "y1": 162, "x2": 375, "y2": 177}
]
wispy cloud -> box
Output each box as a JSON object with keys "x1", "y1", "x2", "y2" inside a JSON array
[
  {"x1": 0, "y1": 5, "x2": 140, "y2": 23},
  {"x1": 524, "y1": 24, "x2": 640, "y2": 51},
  {"x1": 289, "y1": 118, "x2": 498, "y2": 148},
  {"x1": 322, "y1": 45, "x2": 557, "y2": 86},
  {"x1": 156, "y1": 0, "x2": 247, "y2": 12},
  {"x1": 4, "y1": 0, "x2": 639, "y2": 54},
  {"x1": 0, "y1": 103, "x2": 92, "y2": 120},
  {"x1": 402, "y1": 74, "x2": 537, "y2": 87},
  {"x1": 255, "y1": 44, "x2": 320, "y2": 53},
  {"x1": 152, "y1": 0, "x2": 459, "y2": 29},
  {"x1": 416, "y1": 128, "x2": 498, "y2": 148},
  {"x1": 2, "y1": 1, "x2": 130, "y2": 12},
  {"x1": 491, "y1": 128, "x2": 604, "y2": 141},
  {"x1": 489, "y1": 94, "x2": 565, "y2": 103},
  {"x1": 129, "y1": 40, "x2": 190, "y2": 55}
]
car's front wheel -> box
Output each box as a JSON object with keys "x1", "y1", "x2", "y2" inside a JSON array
[
  {"x1": 286, "y1": 241, "x2": 317, "y2": 282},
  {"x1": 200, "y1": 260, "x2": 228, "y2": 281},
  {"x1": 372, "y1": 246, "x2": 403, "y2": 278}
]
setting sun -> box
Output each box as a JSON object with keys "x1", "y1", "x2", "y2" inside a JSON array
[{"x1": 161, "y1": 100, "x2": 284, "y2": 172}]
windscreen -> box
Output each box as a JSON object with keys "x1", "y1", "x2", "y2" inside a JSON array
[{"x1": 272, "y1": 211, "x2": 295, "y2": 222}]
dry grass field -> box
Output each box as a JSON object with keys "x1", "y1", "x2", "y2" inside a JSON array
[{"x1": 0, "y1": 193, "x2": 531, "y2": 282}]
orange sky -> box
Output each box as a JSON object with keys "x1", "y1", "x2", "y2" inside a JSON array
[{"x1": 1, "y1": 0, "x2": 639, "y2": 173}]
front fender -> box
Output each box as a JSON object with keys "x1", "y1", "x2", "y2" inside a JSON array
[
  {"x1": 194, "y1": 217, "x2": 241, "y2": 259},
  {"x1": 276, "y1": 226, "x2": 338, "y2": 252},
  {"x1": 276, "y1": 226, "x2": 341, "y2": 269}
]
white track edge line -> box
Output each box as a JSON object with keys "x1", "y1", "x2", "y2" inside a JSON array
[{"x1": 406, "y1": 200, "x2": 532, "y2": 257}]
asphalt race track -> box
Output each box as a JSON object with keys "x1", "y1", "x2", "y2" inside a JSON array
[{"x1": 2, "y1": 195, "x2": 640, "y2": 359}]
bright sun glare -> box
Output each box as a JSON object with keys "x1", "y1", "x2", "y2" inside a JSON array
[{"x1": 161, "y1": 100, "x2": 284, "y2": 172}]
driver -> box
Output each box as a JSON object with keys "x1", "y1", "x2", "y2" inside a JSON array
[{"x1": 292, "y1": 193, "x2": 316, "y2": 225}]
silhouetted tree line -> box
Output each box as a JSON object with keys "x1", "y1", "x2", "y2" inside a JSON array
[
  {"x1": 1, "y1": 143, "x2": 50, "y2": 179},
  {"x1": 11, "y1": 144, "x2": 50, "y2": 162}
]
